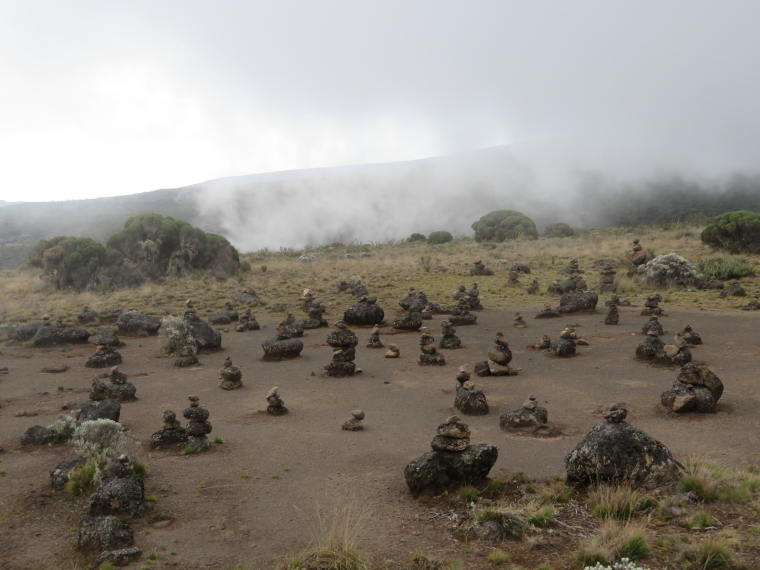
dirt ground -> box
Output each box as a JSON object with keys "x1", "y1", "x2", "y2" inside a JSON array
[{"x1": 0, "y1": 303, "x2": 758, "y2": 570}]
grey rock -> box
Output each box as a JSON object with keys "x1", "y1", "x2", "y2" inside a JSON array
[
  {"x1": 32, "y1": 326, "x2": 90, "y2": 347},
  {"x1": 454, "y1": 386, "x2": 489, "y2": 416},
  {"x1": 50, "y1": 456, "x2": 86, "y2": 488},
  {"x1": 116, "y1": 312, "x2": 161, "y2": 336},
  {"x1": 95, "y1": 547, "x2": 142, "y2": 567},
  {"x1": 77, "y1": 515, "x2": 134, "y2": 552},
  {"x1": 91, "y1": 327, "x2": 120, "y2": 348},
  {"x1": 262, "y1": 334, "x2": 303, "y2": 360},
  {"x1": 404, "y1": 444, "x2": 498, "y2": 496},
  {"x1": 89, "y1": 474, "x2": 145, "y2": 517},
  {"x1": 500, "y1": 406, "x2": 548, "y2": 429},
  {"x1": 393, "y1": 311, "x2": 423, "y2": 331},
  {"x1": 76, "y1": 399, "x2": 121, "y2": 422}
]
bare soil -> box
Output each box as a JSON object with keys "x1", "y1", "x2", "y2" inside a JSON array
[{"x1": 0, "y1": 305, "x2": 758, "y2": 569}]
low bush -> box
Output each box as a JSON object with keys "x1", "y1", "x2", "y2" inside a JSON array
[
  {"x1": 641, "y1": 253, "x2": 702, "y2": 288},
  {"x1": 543, "y1": 222, "x2": 576, "y2": 238},
  {"x1": 701, "y1": 210, "x2": 760, "y2": 253},
  {"x1": 428, "y1": 231, "x2": 453, "y2": 244},
  {"x1": 697, "y1": 254, "x2": 755, "y2": 281}
]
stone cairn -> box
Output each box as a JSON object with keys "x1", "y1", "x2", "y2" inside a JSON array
[
  {"x1": 266, "y1": 387, "x2": 288, "y2": 415},
  {"x1": 469, "y1": 260, "x2": 494, "y2": 276},
  {"x1": 661, "y1": 362, "x2": 723, "y2": 413},
  {"x1": 76, "y1": 305, "x2": 99, "y2": 325},
  {"x1": 500, "y1": 394, "x2": 548, "y2": 429},
  {"x1": 85, "y1": 344, "x2": 123, "y2": 368},
  {"x1": 626, "y1": 239, "x2": 650, "y2": 274},
  {"x1": 209, "y1": 302, "x2": 239, "y2": 324},
  {"x1": 418, "y1": 328, "x2": 446, "y2": 366},
  {"x1": 301, "y1": 288, "x2": 316, "y2": 312},
  {"x1": 416, "y1": 291, "x2": 433, "y2": 320},
  {"x1": 449, "y1": 297, "x2": 478, "y2": 326},
  {"x1": 233, "y1": 287, "x2": 262, "y2": 306},
  {"x1": 297, "y1": 301, "x2": 328, "y2": 329},
  {"x1": 344, "y1": 295, "x2": 385, "y2": 326},
  {"x1": 508, "y1": 270, "x2": 520, "y2": 284},
  {"x1": 262, "y1": 325, "x2": 304, "y2": 361},
  {"x1": 720, "y1": 281, "x2": 746, "y2": 298},
  {"x1": 598, "y1": 263, "x2": 617, "y2": 293},
  {"x1": 535, "y1": 303, "x2": 560, "y2": 319},
  {"x1": 526, "y1": 278, "x2": 539, "y2": 294},
  {"x1": 439, "y1": 320, "x2": 461, "y2": 349},
  {"x1": 679, "y1": 324, "x2": 702, "y2": 345},
  {"x1": 742, "y1": 299, "x2": 759, "y2": 311},
  {"x1": 635, "y1": 331, "x2": 692, "y2": 366},
  {"x1": 399, "y1": 287, "x2": 426, "y2": 311},
  {"x1": 605, "y1": 294, "x2": 631, "y2": 307},
  {"x1": 642, "y1": 316, "x2": 664, "y2": 336},
  {"x1": 385, "y1": 343, "x2": 400, "y2": 358},
  {"x1": 513, "y1": 313, "x2": 526, "y2": 328},
  {"x1": 641, "y1": 294, "x2": 664, "y2": 316},
  {"x1": 561, "y1": 258, "x2": 583, "y2": 275},
  {"x1": 367, "y1": 325, "x2": 384, "y2": 348},
  {"x1": 183, "y1": 395, "x2": 212, "y2": 453},
  {"x1": 431, "y1": 415, "x2": 471, "y2": 451},
  {"x1": 454, "y1": 366, "x2": 488, "y2": 415},
  {"x1": 91, "y1": 367, "x2": 136, "y2": 401},
  {"x1": 527, "y1": 335, "x2": 552, "y2": 350},
  {"x1": 175, "y1": 344, "x2": 198, "y2": 367},
  {"x1": 150, "y1": 410, "x2": 188, "y2": 448},
  {"x1": 452, "y1": 285, "x2": 467, "y2": 300},
  {"x1": 342, "y1": 409, "x2": 364, "y2": 431},
  {"x1": 476, "y1": 332, "x2": 518, "y2": 376},
  {"x1": 235, "y1": 308, "x2": 260, "y2": 332},
  {"x1": 325, "y1": 321, "x2": 360, "y2": 376},
  {"x1": 604, "y1": 304, "x2": 619, "y2": 325},
  {"x1": 550, "y1": 327, "x2": 577, "y2": 357},
  {"x1": 219, "y1": 357, "x2": 243, "y2": 390},
  {"x1": 467, "y1": 283, "x2": 484, "y2": 311}
]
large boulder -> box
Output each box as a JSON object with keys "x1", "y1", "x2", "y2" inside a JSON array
[
  {"x1": 565, "y1": 417, "x2": 681, "y2": 488},
  {"x1": 77, "y1": 515, "x2": 134, "y2": 552},
  {"x1": 76, "y1": 399, "x2": 121, "y2": 423},
  {"x1": 50, "y1": 456, "x2": 86, "y2": 488},
  {"x1": 5, "y1": 322, "x2": 43, "y2": 341},
  {"x1": 454, "y1": 386, "x2": 489, "y2": 416},
  {"x1": 262, "y1": 333, "x2": 303, "y2": 360},
  {"x1": 233, "y1": 288, "x2": 262, "y2": 305},
  {"x1": 393, "y1": 311, "x2": 423, "y2": 331},
  {"x1": 32, "y1": 326, "x2": 90, "y2": 347},
  {"x1": 21, "y1": 425, "x2": 55, "y2": 446},
  {"x1": 184, "y1": 318, "x2": 222, "y2": 350},
  {"x1": 89, "y1": 474, "x2": 145, "y2": 517},
  {"x1": 343, "y1": 299, "x2": 385, "y2": 326},
  {"x1": 91, "y1": 327, "x2": 120, "y2": 348},
  {"x1": 404, "y1": 444, "x2": 498, "y2": 496},
  {"x1": 661, "y1": 363, "x2": 724, "y2": 413},
  {"x1": 116, "y1": 312, "x2": 161, "y2": 336},
  {"x1": 557, "y1": 291, "x2": 598, "y2": 314}
]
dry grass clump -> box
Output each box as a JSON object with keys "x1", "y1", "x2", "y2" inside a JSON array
[
  {"x1": 587, "y1": 483, "x2": 657, "y2": 520},
  {"x1": 679, "y1": 457, "x2": 760, "y2": 504},
  {"x1": 575, "y1": 521, "x2": 650, "y2": 566}
]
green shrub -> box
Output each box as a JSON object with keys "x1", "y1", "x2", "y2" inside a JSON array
[
  {"x1": 472, "y1": 210, "x2": 539, "y2": 242},
  {"x1": 542, "y1": 222, "x2": 576, "y2": 238},
  {"x1": 457, "y1": 485, "x2": 479, "y2": 503},
  {"x1": 408, "y1": 233, "x2": 427, "y2": 242},
  {"x1": 427, "y1": 231, "x2": 453, "y2": 244},
  {"x1": 701, "y1": 210, "x2": 760, "y2": 253},
  {"x1": 697, "y1": 254, "x2": 755, "y2": 280}
]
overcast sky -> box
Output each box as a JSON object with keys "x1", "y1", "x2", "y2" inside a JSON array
[{"x1": 2, "y1": 1, "x2": 759, "y2": 202}]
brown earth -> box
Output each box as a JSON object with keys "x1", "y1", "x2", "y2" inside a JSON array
[{"x1": 0, "y1": 304, "x2": 758, "y2": 569}]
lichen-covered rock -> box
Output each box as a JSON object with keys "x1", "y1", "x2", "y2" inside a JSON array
[
  {"x1": 550, "y1": 338, "x2": 576, "y2": 357},
  {"x1": 642, "y1": 317, "x2": 664, "y2": 336},
  {"x1": 535, "y1": 305, "x2": 560, "y2": 319},
  {"x1": 262, "y1": 333, "x2": 303, "y2": 360},
  {"x1": 719, "y1": 281, "x2": 746, "y2": 298},
  {"x1": 233, "y1": 288, "x2": 262, "y2": 305},
  {"x1": 85, "y1": 347, "x2": 123, "y2": 369},
  {"x1": 343, "y1": 297, "x2": 385, "y2": 325},
  {"x1": 76, "y1": 307, "x2": 99, "y2": 325},
  {"x1": 50, "y1": 456, "x2": 86, "y2": 488},
  {"x1": 76, "y1": 399, "x2": 121, "y2": 423},
  {"x1": 500, "y1": 397, "x2": 548, "y2": 429},
  {"x1": 604, "y1": 305, "x2": 619, "y2": 325},
  {"x1": 32, "y1": 326, "x2": 91, "y2": 347},
  {"x1": 95, "y1": 547, "x2": 142, "y2": 567},
  {"x1": 91, "y1": 327, "x2": 120, "y2": 348},
  {"x1": 77, "y1": 515, "x2": 134, "y2": 552},
  {"x1": 21, "y1": 425, "x2": 55, "y2": 445},
  {"x1": 324, "y1": 360, "x2": 357, "y2": 376},
  {"x1": 454, "y1": 386, "x2": 489, "y2": 415},
  {"x1": 393, "y1": 311, "x2": 423, "y2": 331},
  {"x1": 184, "y1": 317, "x2": 222, "y2": 350},
  {"x1": 558, "y1": 291, "x2": 598, "y2": 314},
  {"x1": 419, "y1": 352, "x2": 446, "y2": 366},
  {"x1": 404, "y1": 444, "x2": 498, "y2": 496},
  {"x1": 5, "y1": 322, "x2": 43, "y2": 341},
  {"x1": 474, "y1": 360, "x2": 491, "y2": 377},
  {"x1": 565, "y1": 418, "x2": 681, "y2": 488},
  {"x1": 510, "y1": 263, "x2": 531, "y2": 274},
  {"x1": 116, "y1": 312, "x2": 162, "y2": 336},
  {"x1": 150, "y1": 426, "x2": 187, "y2": 448},
  {"x1": 90, "y1": 377, "x2": 137, "y2": 402},
  {"x1": 661, "y1": 363, "x2": 723, "y2": 413},
  {"x1": 89, "y1": 474, "x2": 145, "y2": 517},
  {"x1": 742, "y1": 299, "x2": 760, "y2": 311}
]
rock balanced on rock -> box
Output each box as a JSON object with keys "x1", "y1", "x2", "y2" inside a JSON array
[
  {"x1": 453, "y1": 366, "x2": 488, "y2": 416},
  {"x1": 183, "y1": 395, "x2": 212, "y2": 453},
  {"x1": 636, "y1": 331, "x2": 691, "y2": 366},
  {"x1": 661, "y1": 362, "x2": 723, "y2": 413},
  {"x1": 500, "y1": 394, "x2": 548, "y2": 429},
  {"x1": 604, "y1": 304, "x2": 619, "y2": 325},
  {"x1": 403, "y1": 416, "x2": 498, "y2": 496},
  {"x1": 467, "y1": 283, "x2": 483, "y2": 311},
  {"x1": 476, "y1": 332, "x2": 519, "y2": 376},
  {"x1": 266, "y1": 387, "x2": 288, "y2": 415},
  {"x1": 526, "y1": 278, "x2": 539, "y2": 294},
  {"x1": 439, "y1": 320, "x2": 461, "y2": 349},
  {"x1": 344, "y1": 295, "x2": 385, "y2": 326},
  {"x1": 598, "y1": 264, "x2": 617, "y2": 293},
  {"x1": 535, "y1": 303, "x2": 560, "y2": 319},
  {"x1": 150, "y1": 410, "x2": 188, "y2": 449},
  {"x1": 85, "y1": 344, "x2": 123, "y2": 369},
  {"x1": 262, "y1": 325, "x2": 304, "y2": 361},
  {"x1": 679, "y1": 324, "x2": 702, "y2": 345},
  {"x1": 90, "y1": 367, "x2": 136, "y2": 401},
  {"x1": 469, "y1": 260, "x2": 494, "y2": 276},
  {"x1": 641, "y1": 316, "x2": 664, "y2": 336},
  {"x1": 219, "y1": 357, "x2": 243, "y2": 390},
  {"x1": 325, "y1": 321, "x2": 360, "y2": 376},
  {"x1": 513, "y1": 313, "x2": 526, "y2": 328},
  {"x1": 296, "y1": 301, "x2": 328, "y2": 329},
  {"x1": 342, "y1": 409, "x2": 364, "y2": 431},
  {"x1": 449, "y1": 297, "x2": 477, "y2": 326},
  {"x1": 235, "y1": 308, "x2": 260, "y2": 332},
  {"x1": 641, "y1": 294, "x2": 664, "y2": 316},
  {"x1": 366, "y1": 325, "x2": 384, "y2": 348},
  {"x1": 384, "y1": 343, "x2": 400, "y2": 358},
  {"x1": 419, "y1": 328, "x2": 446, "y2": 366},
  {"x1": 175, "y1": 344, "x2": 198, "y2": 367},
  {"x1": 550, "y1": 328, "x2": 577, "y2": 357}
]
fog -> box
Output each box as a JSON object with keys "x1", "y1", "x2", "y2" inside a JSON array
[{"x1": 2, "y1": 1, "x2": 759, "y2": 242}]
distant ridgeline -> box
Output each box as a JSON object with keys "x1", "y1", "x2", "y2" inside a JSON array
[
  {"x1": 583, "y1": 175, "x2": 760, "y2": 227},
  {"x1": 27, "y1": 213, "x2": 240, "y2": 290}
]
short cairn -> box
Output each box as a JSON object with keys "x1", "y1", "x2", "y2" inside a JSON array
[
  {"x1": 325, "y1": 321, "x2": 359, "y2": 376},
  {"x1": 500, "y1": 394, "x2": 548, "y2": 429},
  {"x1": 266, "y1": 387, "x2": 288, "y2": 415},
  {"x1": 454, "y1": 366, "x2": 488, "y2": 415},
  {"x1": 235, "y1": 308, "x2": 260, "y2": 332},
  {"x1": 598, "y1": 264, "x2": 617, "y2": 293},
  {"x1": 367, "y1": 325, "x2": 384, "y2": 348},
  {"x1": 219, "y1": 357, "x2": 243, "y2": 390},
  {"x1": 85, "y1": 344, "x2": 123, "y2": 368},
  {"x1": 90, "y1": 367, "x2": 136, "y2": 401},
  {"x1": 439, "y1": 320, "x2": 461, "y2": 349},
  {"x1": 642, "y1": 316, "x2": 664, "y2": 336},
  {"x1": 419, "y1": 328, "x2": 446, "y2": 365},
  {"x1": 183, "y1": 395, "x2": 212, "y2": 453},
  {"x1": 604, "y1": 305, "x2": 619, "y2": 325},
  {"x1": 175, "y1": 344, "x2": 198, "y2": 367},
  {"x1": 476, "y1": 332, "x2": 518, "y2": 376},
  {"x1": 342, "y1": 409, "x2": 364, "y2": 431},
  {"x1": 385, "y1": 343, "x2": 400, "y2": 358},
  {"x1": 150, "y1": 410, "x2": 188, "y2": 448},
  {"x1": 513, "y1": 313, "x2": 526, "y2": 328},
  {"x1": 641, "y1": 294, "x2": 664, "y2": 316}
]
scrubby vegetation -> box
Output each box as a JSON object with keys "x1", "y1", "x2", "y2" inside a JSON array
[
  {"x1": 408, "y1": 233, "x2": 427, "y2": 242},
  {"x1": 427, "y1": 231, "x2": 453, "y2": 244},
  {"x1": 27, "y1": 213, "x2": 240, "y2": 290},
  {"x1": 542, "y1": 222, "x2": 576, "y2": 238},
  {"x1": 641, "y1": 253, "x2": 702, "y2": 288},
  {"x1": 701, "y1": 210, "x2": 760, "y2": 253},
  {"x1": 697, "y1": 254, "x2": 756, "y2": 281},
  {"x1": 471, "y1": 209, "x2": 539, "y2": 242}
]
